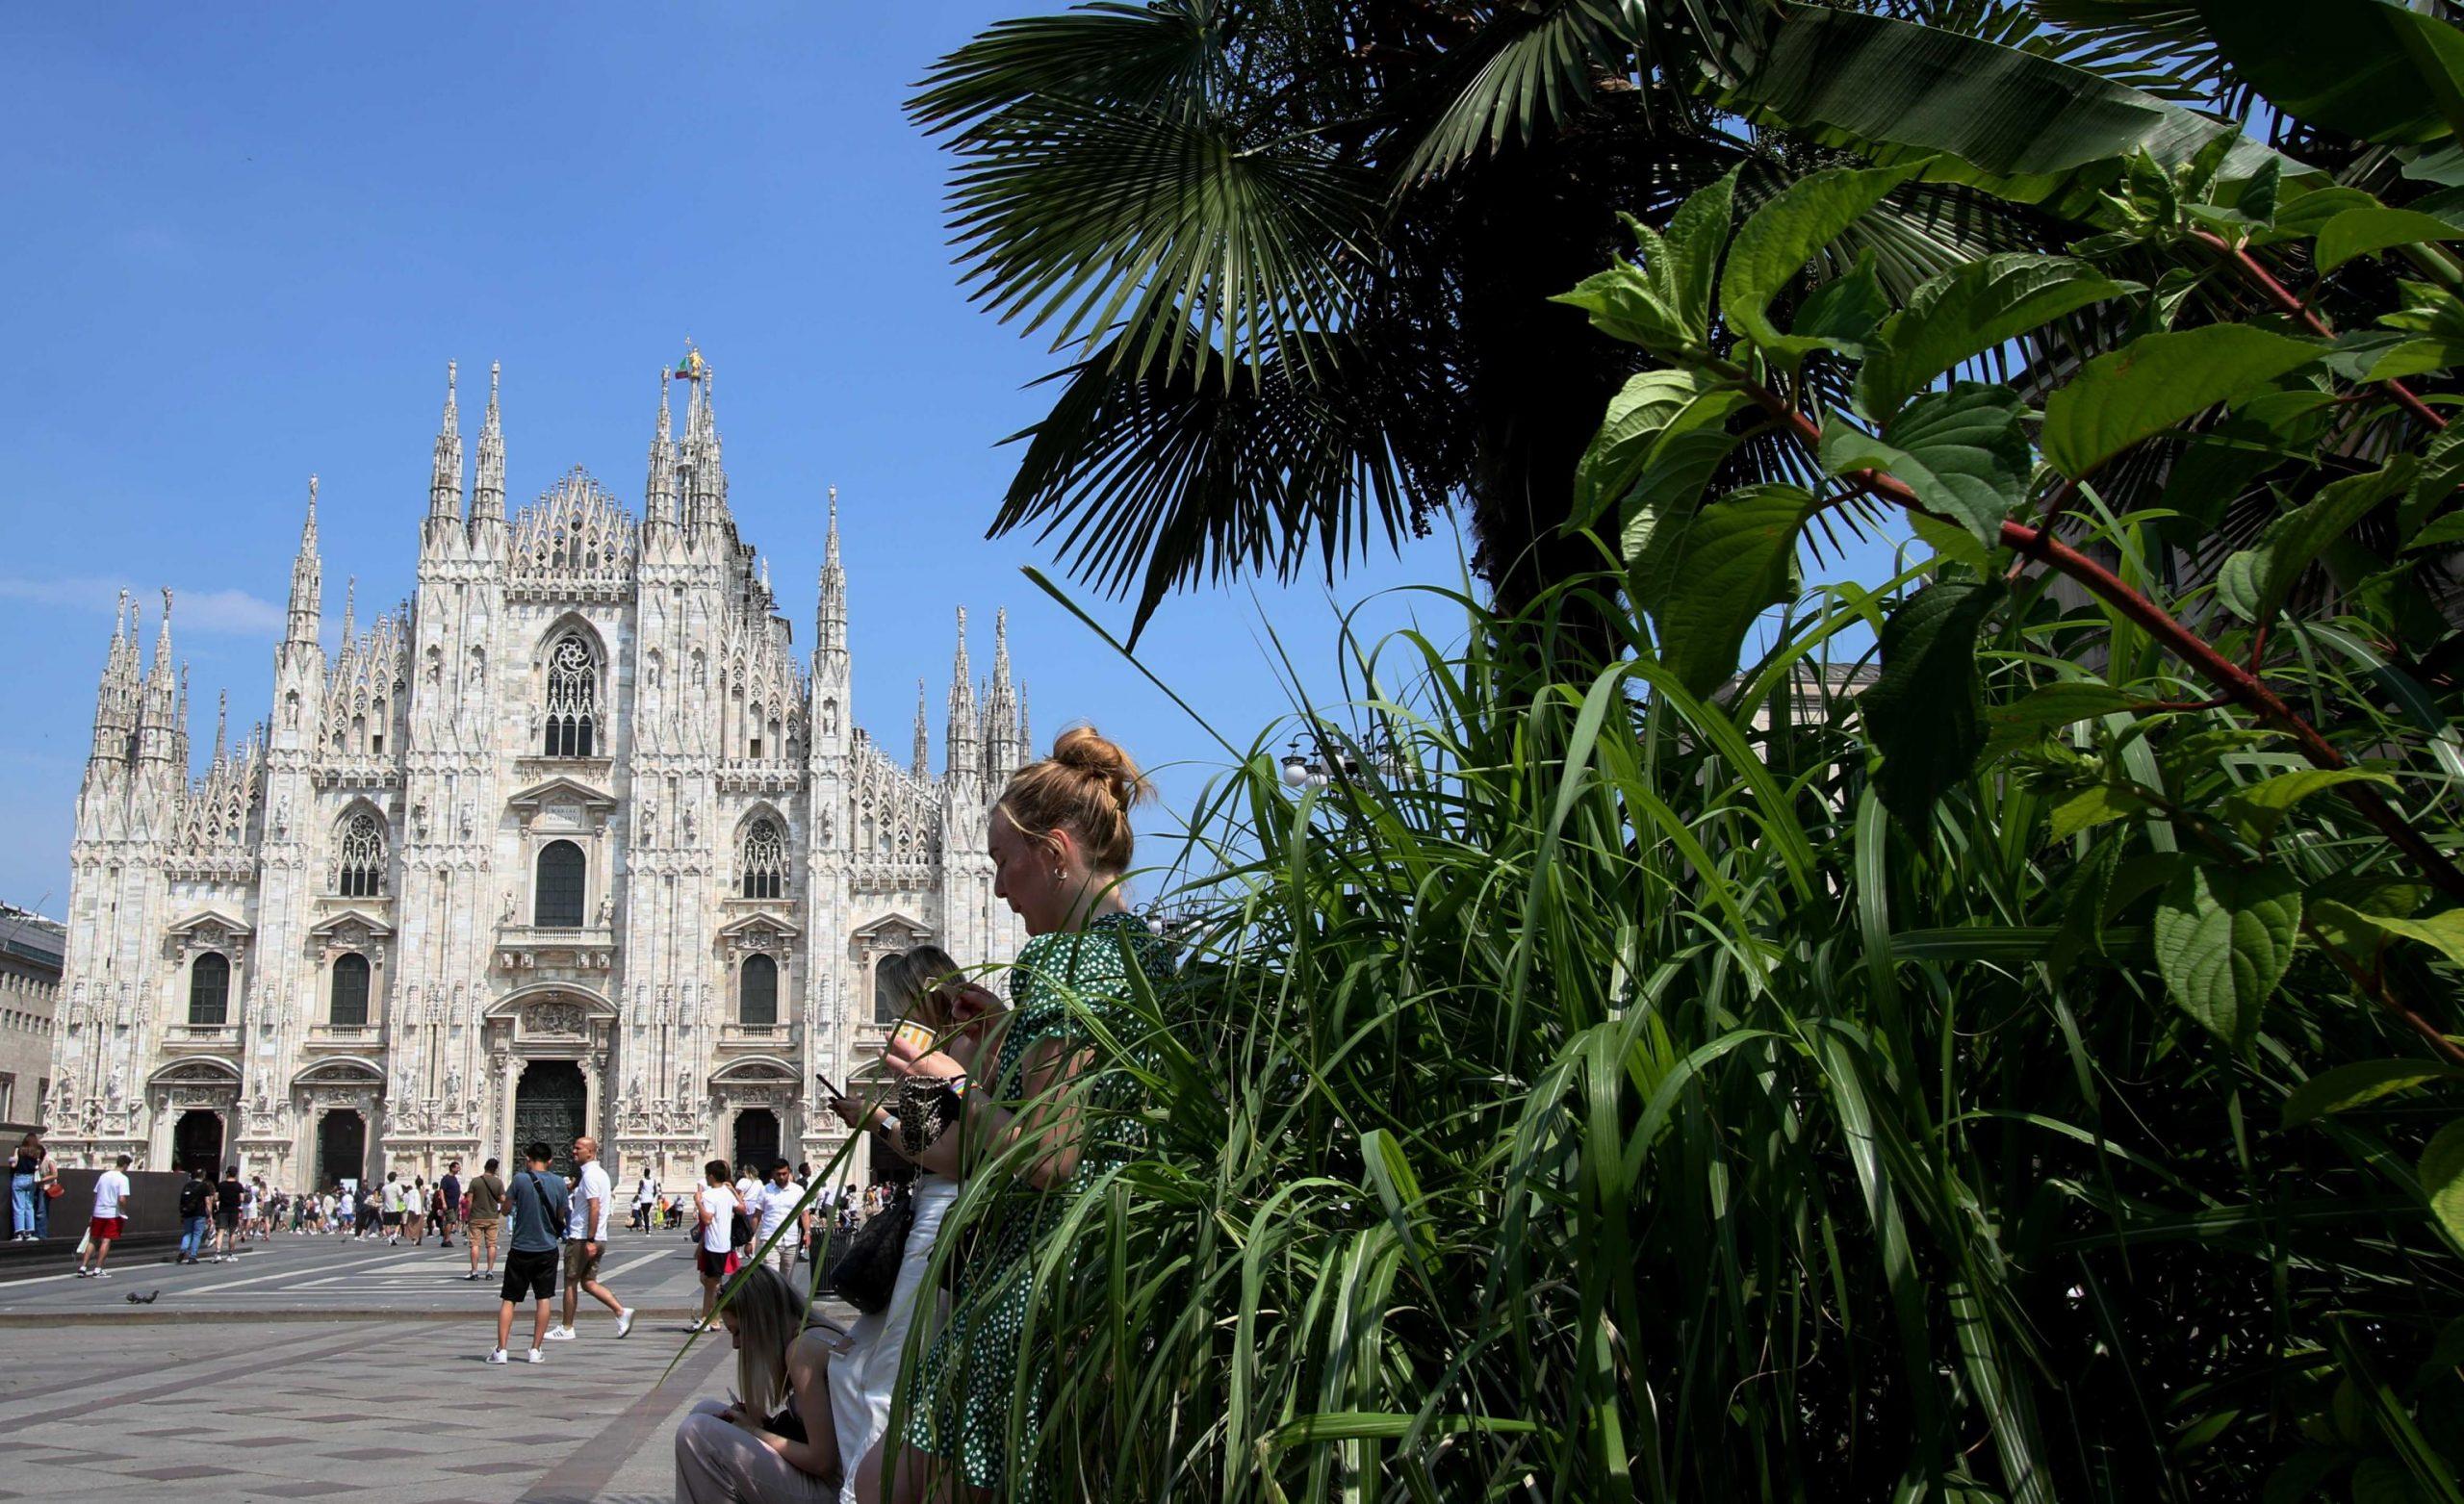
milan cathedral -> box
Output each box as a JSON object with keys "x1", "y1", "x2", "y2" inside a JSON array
[{"x1": 45, "y1": 357, "x2": 1030, "y2": 1191}]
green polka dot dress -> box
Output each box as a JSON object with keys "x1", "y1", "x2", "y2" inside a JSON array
[{"x1": 904, "y1": 910, "x2": 1175, "y2": 1496}]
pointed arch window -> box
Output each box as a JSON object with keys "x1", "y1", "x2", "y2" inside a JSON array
[
  {"x1": 740, "y1": 955, "x2": 778, "y2": 1027},
  {"x1": 330, "y1": 953, "x2": 370, "y2": 1029},
  {"x1": 543, "y1": 632, "x2": 598, "y2": 757},
  {"x1": 337, "y1": 810, "x2": 386, "y2": 898},
  {"x1": 188, "y1": 952, "x2": 230, "y2": 1028},
  {"x1": 535, "y1": 840, "x2": 586, "y2": 928},
  {"x1": 739, "y1": 817, "x2": 787, "y2": 900}
]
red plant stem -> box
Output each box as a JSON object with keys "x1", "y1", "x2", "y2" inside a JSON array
[
  {"x1": 1737, "y1": 376, "x2": 2464, "y2": 907},
  {"x1": 2308, "y1": 924, "x2": 2464, "y2": 1071},
  {"x1": 2189, "y1": 229, "x2": 2449, "y2": 432}
]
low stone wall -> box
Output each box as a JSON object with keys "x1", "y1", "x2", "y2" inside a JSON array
[{"x1": 5, "y1": 1167, "x2": 186, "y2": 1239}]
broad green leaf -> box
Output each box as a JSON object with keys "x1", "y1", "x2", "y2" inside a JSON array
[
  {"x1": 2408, "y1": 511, "x2": 2464, "y2": 553},
  {"x1": 1790, "y1": 249, "x2": 1890, "y2": 354},
  {"x1": 2041, "y1": 325, "x2": 2323, "y2": 478},
  {"x1": 2317, "y1": 206, "x2": 2464, "y2": 273},
  {"x1": 2424, "y1": 1119, "x2": 2464, "y2": 1246},
  {"x1": 1719, "y1": 160, "x2": 1930, "y2": 364},
  {"x1": 2237, "y1": 461, "x2": 2413, "y2": 626},
  {"x1": 2049, "y1": 783, "x2": 2154, "y2": 843},
  {"x1": 1986, "y1": 682, "x2": 2141, "y2": 759},
  {"x1": 2199, "y1": 0, "x2": 2464, "y2": 146},
  {"x1": 2321, "y1": 329, "x2": 2462, "y2": 384},
  {"x1": 1553, "y1": 263, "x2": 1693, "y2": 355},
  {"x1": 2252, "y1": 184, "x2": 2385, "y2": 245},
  {"x1": 2402, "y1": 421, "x2": 2464, "y2": 537},
  {"x1": 1616, "y1": 428, "x2": 1741, "y2": 560},
  {"x1": 2283, "y1": 1059, "x2": 2459, "y2": 1128},
  {"x1": 1633, "y1": 485, "x2": 1815, "y2": 698},
  {"x1": 1569, "y1": 369, "x2": 1741, "y2": 530},
  {"x1": 2151, "y1": 864, "x2": 2301, "y2": 1054},
  {"x1": 2380, "y1": 278, "x2": 2464, "y2": 343},
  {"x1": 2363, "y1": 907, "x2": 2464, "y2": 969},
  {"x1": 1722, "y1": 7, "x2": 2314, "y2": 222},
  {"x1": 1858, "y1": 255, "x2": 2140, "y2": 420},
  {"x1": 1552, "y1": 171, "x2": 1740, "y2": 355},
  {"x1": 1908, "y1": 510, "x2": 1990, "y2": 569},
  {"x1": 2214, "y1": 548, "x2": 2264, "y2": 622},
  {"x1": 2217, "y1": 769, "x2": 2397, "y2": 844},
  {"x1": 1861, "y1": 578, "x2": 2006, "y2": 830},
  {"x1": 1819, "y1": 384, "x2": 2031, "y2": 548}
]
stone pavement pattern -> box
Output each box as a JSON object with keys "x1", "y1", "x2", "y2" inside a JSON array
[{"x1": 0, "y1": 1230, "x2": 851, "y2": 1503}]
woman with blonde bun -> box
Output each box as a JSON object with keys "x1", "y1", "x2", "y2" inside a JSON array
[{"x1": 857, "y1": 727, "x2": 1176, "y2": 1504}]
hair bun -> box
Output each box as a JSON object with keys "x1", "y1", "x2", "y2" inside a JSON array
[{"x1": 1050, "y1": 726, "x2": 1151, "y2": 811}]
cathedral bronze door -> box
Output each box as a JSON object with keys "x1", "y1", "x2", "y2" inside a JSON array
[
  {"x1": 173, "y1": 1110, "x2": 225, "y2": 1175},
  {"x1": 514, "y1": 1061, "x2": 587, "y2": 1175},
  {"x1": 732, "y1": 1109, "x2": 781, "y2": 1177},
  {"x1": 317, "y1": 1110, "x2": 367, "y2": 1189}
]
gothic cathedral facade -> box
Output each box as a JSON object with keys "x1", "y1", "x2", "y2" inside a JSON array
[{"x1": 45, "y1": 359, "x2": 1030, "y2": 1192}]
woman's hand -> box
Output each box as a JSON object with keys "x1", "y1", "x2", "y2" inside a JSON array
[
  {"x1": 825, "y1": 1094, "x2": 878, "y2": 1132},
  {"x1": 882, "y1": 1030, "x2": 967, "y2": 1082}
]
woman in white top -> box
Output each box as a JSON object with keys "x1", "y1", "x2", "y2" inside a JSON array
[
  {"x1": 695, "y1": 1159, "x2": 742, "y2": 1332},
  {"x1": 823, "y1": 945, "x2": 999, "y2": 1504}
]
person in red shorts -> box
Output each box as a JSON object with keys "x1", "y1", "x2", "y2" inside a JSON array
[{"x1": 75, "y1": 1154, "x2": 133, "y2": 1279}]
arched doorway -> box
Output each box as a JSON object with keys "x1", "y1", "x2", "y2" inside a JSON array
[
  {"x1": 732, "y1": 1109, "x2": 781, "y2": 1178},
  {"x1": 317, "y1": 1110, "x2": 367, "y2": 1190},
  {"x1": 173, "y1": 1109, "x2": 225, "y2": 1175},
  {"x1": 515, "y1": 1061, "x2": 587, "y2": 1175}
]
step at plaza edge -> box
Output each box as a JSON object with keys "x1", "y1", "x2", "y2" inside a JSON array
[{"x1": 43, "y1": 353, "x2": 1031, "y2": 1189}]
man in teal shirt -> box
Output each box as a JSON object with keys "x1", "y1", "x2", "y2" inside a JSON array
[{"x1": 489, "y1": 1142, "x2": 570, "y2": 1365}]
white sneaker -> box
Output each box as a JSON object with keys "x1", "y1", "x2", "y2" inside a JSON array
[
  {"x1": 526, "y1": 1347, "x2": 545, "y2": 1364},
  {"x1": 615, "y1": 1308, "x2": 635, "y2": 1338},
  {"x1": 92, "y1": 1269, "x2": 111, "y2": 1279},
  {"x1": 487, "y1": 1348, "x2": 508, "y2": 1365},
  {"x1": 545, "y1": 1325, "x2": 577, "y2": 1341}
]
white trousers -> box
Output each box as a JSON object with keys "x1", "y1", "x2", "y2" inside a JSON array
[{"x1": 826, "y1": 1175, "x2": 956, "y2": 1504}]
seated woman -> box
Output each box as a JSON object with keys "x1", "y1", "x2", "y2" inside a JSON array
[
  {"x1": 860, "y1": 727, "x2": 1176, "y2": 1503},
  {"x1": 824, "y1": 945, "x2": 1002, "y2": 1504},
  {"x1": 674, "y1": 1264, "x2": 842, "y2": 1503}
]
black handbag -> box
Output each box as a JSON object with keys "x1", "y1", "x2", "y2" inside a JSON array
[{"x1": 826, "y1": 1185, "x2": 913, "y2": 1313}]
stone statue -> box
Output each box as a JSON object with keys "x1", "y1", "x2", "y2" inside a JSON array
[
  {"x1": 500, "y1": 889, "x2": 517, "y2": 924},
  {"x1": 253, "y1": 1068, "x2": 270, "y2": 1104},
  {"x1": 274, "y1": 795, "x2": 291, "y2": 837},
  {"x1": 596, "y1": 894, "x2": 612, "y2": 926},
  {"x1": 106, "y1": 1063, "x2": 125, "y2": 1103},
  {"x1": 443, "y1": 1063, "x2": 461, "y2": 1102},
  {"x1": 627, "y1": 1072, "x2": 642, "y2": 1101}
]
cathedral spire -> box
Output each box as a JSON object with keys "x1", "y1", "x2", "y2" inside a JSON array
[
  {"x1": 287, "y1": 474, "x2": 322, "y2": 647},
  {"x1": 985, "y1": 606, "x2": 1021, "y2": 783},
  {"x1": 136, "y1": 590, "x2": 178, "y2": 766},
  {"x1": 212, "y1": 689, "x2": 229, "y2": 767},
  {"x1": 342, "y1": 575, "x2": 357, "y2": 650},
  {"x1": 815, "y1": 485, "x2": 847, "y2": 663},
  {"x1": 90, "y1": 591, "x2": 137, "y2": 764},
  {"x1": 947, "y1": 607, "x2": 978, "y2": 774},
  {"x1": 427, "y1": 359, "x2": 464, "y2": 524},
  {"x1": 470, "y1": 361, "x2": 505, "y2": 527},
  {"x1": 644, "y1": 369, "x2": 677, "y2": 527},
  {"x1": 913, "y1": 679, "x2": 931, "y2": 777}
]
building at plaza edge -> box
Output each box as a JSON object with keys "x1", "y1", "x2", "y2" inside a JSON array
[{"x1": 43, "y1": 355, "x2": 1029, "y2": 1190}]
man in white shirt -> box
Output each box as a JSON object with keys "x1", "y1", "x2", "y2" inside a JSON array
[
  {"x1": 549, "y1": 1137, "x2": 633, "y2": 1340},
  {"x1": 630, "y1": 1171, "x2": 658, "y2": 1233},
  {"x1": 76, "y1": 1155, "x2": 134, "y2": 1278},
  {"x1": 753, "y1": 1160, "x2": 812, "y2": 1276}
]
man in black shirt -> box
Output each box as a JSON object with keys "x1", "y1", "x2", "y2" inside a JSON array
[
  {"x1": 437, "y1": 1160, "x2": 462, "y2": 1250},
  {"x1": 176, "y1": 1167, "x2": 213, "y2": 1263},
  {"x1": 213, "y1": 1165, "x2": 244, "y2": 1263}
]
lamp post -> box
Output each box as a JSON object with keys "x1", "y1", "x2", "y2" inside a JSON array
[{"x1": 1279, "y1": 725, "x2": 1410, "y2": 792}]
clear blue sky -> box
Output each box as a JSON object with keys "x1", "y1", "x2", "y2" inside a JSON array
[{"x1": 0, "y1": 3, "x2": 1473, "y2": 915}]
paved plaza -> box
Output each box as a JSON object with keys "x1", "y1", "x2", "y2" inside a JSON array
[{"x1": 0, "y1": 1230, "x2": 847, "y2": 1502}]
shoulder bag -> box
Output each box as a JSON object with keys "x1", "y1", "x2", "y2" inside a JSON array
[{"x1": 826, "y1": 1183, "x2": 912, "y2": 1313}]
